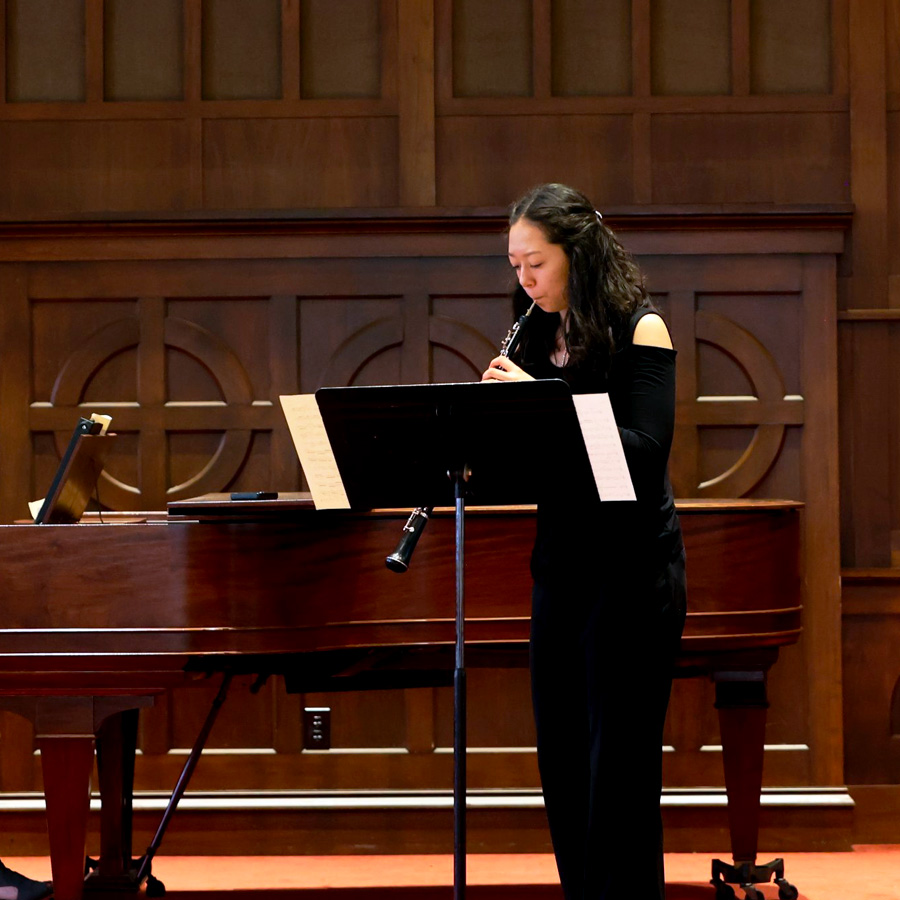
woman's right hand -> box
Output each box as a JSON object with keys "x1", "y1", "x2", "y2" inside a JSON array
[{"x1": 481, "y1": 356, "x2": 535, "y2": 382}]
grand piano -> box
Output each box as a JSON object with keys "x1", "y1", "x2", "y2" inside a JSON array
[{"x1": 0, "y1": 496, "x2": 801, "y2": 900}]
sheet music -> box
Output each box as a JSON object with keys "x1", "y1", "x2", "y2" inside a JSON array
[
  {"x1": 572, "y1": 393, "x2": 636, "y2": 502},
  {"x1": 279, "y1": 394, "x2": 350, "y2": 510}
]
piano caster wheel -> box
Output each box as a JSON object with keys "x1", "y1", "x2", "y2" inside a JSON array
[
  {"x1": 741, "y1": 887, "x2": 764, "y2": 900},
  {"x1": 145, "y1": 874, "x2": 166, "y2": 897},
  {"x1": 711, "y1": 882, "x2": 736, "y2": 900},
  {"x1": 777, "y1": 880, "x2": 799, "y2": 900}
]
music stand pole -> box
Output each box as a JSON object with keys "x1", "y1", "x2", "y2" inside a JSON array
[{"x1": 452, "y1": 467, "x2": 469, "y2": 900}]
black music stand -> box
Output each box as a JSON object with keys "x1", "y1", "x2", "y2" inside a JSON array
[{"x1": 315, "y1": 379, "x2": 594, "y2": 900}]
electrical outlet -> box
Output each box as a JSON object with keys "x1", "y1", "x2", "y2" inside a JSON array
[{"x1": 303, "y1": 707, "x2": 331, "y2": 750}]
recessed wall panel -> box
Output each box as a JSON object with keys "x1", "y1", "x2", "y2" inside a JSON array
[
  {"x1": 452, "y1": 0, "x2": 532, "y2": 97},
  {"x1": 551, "y1": 0, "x2": 631, "y2": 96},
  {"x1": 751, "y1": 0, "x2": 831, "y2": 94},
  {"x1": 890, "y1": 112, "x2": 900, "y2": 276},
  {"x1": 300, "y1": 0, "x2": 381, "y2": 98},
  {"x1": 651, "y1": 0, "x2": 730, "y2": 95},
  {"x1": 203, "y1": 118, "x2": 399, "y2": 208},
  {"x1": 6, "y1": 0, "x2": 85, "y2": 102},
  {"x1": 104, "y1": 0, "x2": 184, "y2": 101},
  {"x1": 0, "y1": 120, "x2": 192, "y2": 217},
  {"x1": 202, "y1": 0, "x2": 281, "y2": 100},
  {"x1": 651, "y1": 113, "x2": 850, "y2": 204},
  {"x1": 437, "y1": 115, "x2": 633, "y2": 206}
]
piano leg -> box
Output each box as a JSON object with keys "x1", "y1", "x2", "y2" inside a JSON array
[
  {"x1": 716, "y1": 674, "x2": 767, "y2": 865},
  {"x1": 712, "y1": 674, "x2": 799, "y2": 900},
  {"x1": 84, "y1": 710, "x2": 141, "y2": 892},
  {"x1": 37, "y1": 736, "x2": 94, "y2": 900}
]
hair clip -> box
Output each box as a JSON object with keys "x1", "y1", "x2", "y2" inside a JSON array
[{"x1": 594, "y1": 210, "x2": 603, "y2": 221}]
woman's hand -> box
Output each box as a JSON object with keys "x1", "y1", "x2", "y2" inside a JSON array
[{"x1": 481, "y1": 356, "x2": 535, "y2": 382}]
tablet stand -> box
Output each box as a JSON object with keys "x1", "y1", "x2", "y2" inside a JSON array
[{"x1": 35, "y1": 417, "x2": 115, "y2": 524}]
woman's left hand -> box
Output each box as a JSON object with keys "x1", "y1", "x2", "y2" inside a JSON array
[{"x1": 481, "y1": 356, "x2": 535, "y2": 382}]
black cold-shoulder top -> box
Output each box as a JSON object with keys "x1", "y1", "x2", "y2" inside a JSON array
[{"x1": 523, "y1": 307, "x2": 684, "y2": 589}]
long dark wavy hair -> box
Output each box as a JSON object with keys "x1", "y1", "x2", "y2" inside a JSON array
[{"x1": 508, "y1": 183, "x2": 650, "y2": 374}]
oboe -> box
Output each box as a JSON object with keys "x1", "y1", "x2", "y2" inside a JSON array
[{"x1": 384, "y1": 301, "x2": 537, "y2": 573}]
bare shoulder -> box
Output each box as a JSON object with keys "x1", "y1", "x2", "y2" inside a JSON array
[{"x1": 632, "y1": 312, "x2": 673, "y2": 349}]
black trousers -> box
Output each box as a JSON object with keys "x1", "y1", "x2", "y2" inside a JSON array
[{"x1": 530, "y1": 552, "x2": 687, "y2": 900}]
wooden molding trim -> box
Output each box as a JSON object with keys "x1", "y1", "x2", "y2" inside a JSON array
[{"x1": 0, "y1": 205, "x2": 853, "y2": 235}]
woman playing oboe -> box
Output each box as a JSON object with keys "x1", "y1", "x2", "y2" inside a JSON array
[{"x1": 482, "y1": 183, "x2": 687, "y2": 900}]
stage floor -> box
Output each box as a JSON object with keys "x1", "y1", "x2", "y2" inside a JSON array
[{"x1": 4, "y1": 847, "x2": 898, "y2": 899}]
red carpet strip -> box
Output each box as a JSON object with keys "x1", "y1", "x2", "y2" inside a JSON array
[{"x1": 4, "y1": 847, "x2": 899, "y2": 899}]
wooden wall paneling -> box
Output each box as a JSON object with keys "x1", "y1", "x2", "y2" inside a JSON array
[
  {"x1": 397, "y1": 0, "x2": 435, "y2": 206},
  {"x1": 0, "y1": 264, "x2": 31, "y2": 520},
  {"x1": 750, "y1": 0, "x2": 833, "y2": 95},
  {"x1": 667, "y1": 288, "x2": 699, "y2": 498},
  {"x1": 650, "y1": 113, "x2": 850, "y2": 205},
  {"x1": 299, "y1": 0, "x2": 383, "y2": 99},
  {"x1": 273, "y1": 677, "x2": 303, "y2": 755},
  {"x1": 890, "y1": 323, "x2": 900, "y2": 563},
  {"x1": 0, "y1": 0, "x2": 6, "y2": 102},
  {"x1": 184, "y1": 0, "x2": 202, "y2": 103},
  {"x1": 104, "y1": 0, "x2": 184, "y2": 102},
  {"x1": 450, "y1": 0, "x2": 532, "y2": 98},
  {"x1": 837, "y1": 323, "x2": 855, "y2": 565},
  {"x1": 841, "y1": 573, "x2": 900, "y2": 784},
  {"x1": 137, "y1": 296, "x2": 168, "y2": 507},
  {"x1": 632, "y1": 0, "x2": 651, "y2": 97},
  {"x1": 281, "y1": 0, "x2": 301, "y2": 102},
  {"x1": 831, "y1": 0, "x2": 850, "y2": 96},
  {"x1": 161, "y1": 292, "x2": 288, "y2": 502},
  {"x1": 268, "y1": 294, "x2": 302, "y2": 489},
  {"x1": 202, "y1": 117, "x2": 399, "y2": 209},
  {"x1": 550, "y1": 0, "x2": 632, "y2": 97},
  {"x1": 841, "y1": 323, "x2": 893, "y2": 566},
  {"x1": 201, "y1": 0, "x2": 282, "y2": 101},
  {"x1": 0, "y1": 215, "x2": 853, "y2": 841},
  {"x1": 299, "y1": 293, "x2": 404, "y2": 391},
  {"x1": 400, "y1": 289, "x2": 431, "y2": 383},
  {"x1": 891, "y1": 1, "x2": 900, "y2": 96},
  {"x1": 436, "y1": 114, "x2": 634, "y2": 207},
  {"x1": 650, "y1": 0, "x2": 732, "y2": 96},
  {"x1": 85, "y1": 0, "x2": 104, "y2": 103},
  {"x1": 0, "y1": 119, "x2": 196, "y2": 218},
  {"x1": 531, "y1": 0, "x2": 551, "y2": 99},
  {"x1": 800, "y1": 254, "x2": 844, "y2": 784},
  {"x1": 631, "y1": 113, "x2": 653, "y2": 204},
  {"x1": 692, "y1": 288, "x2": 803, "y2": 498},
  {"x1": 169, "y1": 676, "x2": 279, "y2": 753},
  {"x1": 631, "y1": 0, "x2": 652, "y2": 201},
  {"x1": 403, "y1": 688, "x2": 437, "y2": 754},
  {"x1": 185, "y1": 0, "x2": 204, "y2": 206},
  {"x1": 892, "y1": 104, "x2": 900, "y2": 293},
  {"x1": 381, "y1": 0, "x2": 399, "y2": 103},
  {"x1": 5, "y1": 0, "x2": 85, "y2": 102},
  {"x1": 848, "y1": 0, "x2": 889, "y2": 309},
  {"x1": 0, "y1": 711, "x2": 35, "y2": 791},
  {"x1": 731, "y1": 0, "x2": 750, "y2": 96},
  {"x1": 433, "y1": 0, "x2": 453, "y2": 104},
  {"x1": 138, "y1": 692, "x2": 173, "y2": 757}
]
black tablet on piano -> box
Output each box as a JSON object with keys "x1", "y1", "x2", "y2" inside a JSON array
[{"x1": 34, "y1": 414, "x2": 115, "y2": 524}]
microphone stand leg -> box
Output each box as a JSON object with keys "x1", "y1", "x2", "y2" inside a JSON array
[{"x1": 451, "y1": 468, "x2": 468, "y2": 900}]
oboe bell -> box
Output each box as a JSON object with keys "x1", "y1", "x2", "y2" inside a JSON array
[{"x1": 385, "y1": 506, "x2": 433, "y2": 573}]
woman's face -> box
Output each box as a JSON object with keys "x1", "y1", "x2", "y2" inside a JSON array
[{"x1": 508, "y1": 218, "x2": 570, "y2": 315}]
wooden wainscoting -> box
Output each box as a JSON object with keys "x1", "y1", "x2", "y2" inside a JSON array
[{"x1": 0, "y1": 208, "x2": 849, "y2": 850}]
